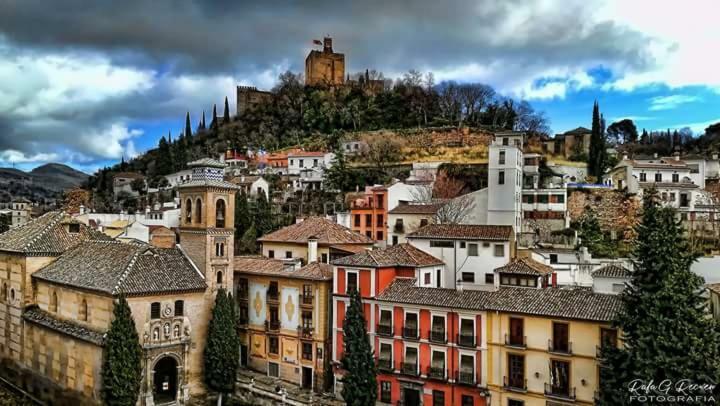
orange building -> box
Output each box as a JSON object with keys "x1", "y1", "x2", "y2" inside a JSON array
[{"x1": 349, "y1": 186, "x2": 388, "y2": 243}]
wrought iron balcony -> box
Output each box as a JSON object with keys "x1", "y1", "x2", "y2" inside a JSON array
[
  {"x1": 402, "y1": 326, "x2": 419, "y2": 340},
  {"x1": 377, "y1": 358, "x2": 393, "y2": 372},
  {"x1": 429, "y1": 329, "x2": 447, "y2": 343},
  {"x1": 265, "y1": 319, "x2": 280, "y2": 332},
  {"x1": 300, "y1": 294, "x2": 314, "y2": 307},
  {"x1": 457, "y1": 333, "x2": 476, "y2": 348},
  {"x1": 548, "y1": 339, "x2": 572, "y2": 355},
  {"x1": 456, "y1": 370, "x2": 476, "y2": 386},
  {"x1": 401, "y1": 361, "x2": 419, "y2": 376},
  {"x1": 503, "y1": 376, "x2": 527, "y2": 392},
  {"x1": 298, "y1": 325, "x2": 313, "y2": 339},
  {"x1": 544, "y1": 383, "x2": 576, "y2": 401},
  {"x1": 504, "y1": 334, "x2": 526, "y2": 348},
  {"x1": 376, "y1": 323, "x2": 393, "y2": 337},
  {"x1": 427, "y1": 366, "x2": 447, "y2": 381}
]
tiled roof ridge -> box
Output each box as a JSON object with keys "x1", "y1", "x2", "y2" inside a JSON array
[
  {"x1": 112, "y1": 245, "x2": 145, "y2": 295},
  {"x1": 20, "y1": 211, "x2": 65, "y2": 251}
]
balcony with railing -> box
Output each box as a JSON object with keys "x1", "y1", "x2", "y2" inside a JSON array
[
  {"x1": 548, "y1": 339, "x2": 572, "y2": 355},
  {"x1": 504, "y1": 334, "x2": 527, "y2": 349},
  {"x1": 298, "y1": 325, "x2": 313, "y2": 339},
  {"x1": 503, "y1": 376, "x2": 527, "y2": 392},
  {"x1": 457, "y1": 333, "x2": 475, "y2": 348},
  {"x1": 401, "y1": 361, "x2": 419, "y2": 376},
  {"x1": 377, "y1": 357, "x2": 393, "y2": 372},
  {"x1": 265, "y1": 319, "x2": 280, "y2": 332},
  {"x1": 544, "y1": 383, "x2": 576, "y2": 401},
  {"x1": 300, "y1": 293, "x2": 314, "y2": 307},
  {"x1": 402, "y1": 325, "x2": 419, "y2": 340},
  {"x1": 429, "y1": 329, "x2": 447, "y2": 344},
  {"x1": 426, "y1": 366, "x2": 447, "y2": 381},
  {"x1": 456, "y1": 370, "x2": 476, "y2": 386},
  {"x1": 376, "y1": 323, "x2": 393, "y2": 337}
]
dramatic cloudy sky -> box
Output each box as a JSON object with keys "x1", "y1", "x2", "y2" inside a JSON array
[{"x1": 0, "y1": 0, "x2": 718, "y2": 173}]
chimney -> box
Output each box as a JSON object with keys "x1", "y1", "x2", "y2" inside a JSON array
[
  {"x1": 674, "y1": 152, "x2": 680, "y2": 161},
  {"x1": 307, "y1": 236, "x2": 318, "y2": 263},
  {"x1": 653, "y1": 152, "x2": 658, "y2": 159},
  {"x1": 714, "y1": 153, "x2": 719, "y2": 160},
  {"x1": 622, "y1": 154, "x2": 628, "y2": 161},
  {"x1": 323, "y1": 37, "x2": 333, "y2": 53},
  {"x1": 79, "y1": 205, "x2": 85, "y2": 215}
]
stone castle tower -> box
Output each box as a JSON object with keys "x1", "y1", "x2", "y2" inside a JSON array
[
  {"x1": 177, "y1": 158, "x2": 239, "y2": 290},
  {"x1": 305, "y1": 37, "x2": 345, "y2": 86}
]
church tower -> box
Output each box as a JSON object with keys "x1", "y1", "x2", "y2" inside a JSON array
[{"x1": 177, "y1": 158, "x2": 239, "y2": 290}]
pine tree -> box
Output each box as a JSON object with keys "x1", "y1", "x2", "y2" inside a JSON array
[
  {"x1": 588, "y1": 101, "x2": 607, "y2": 181},
  {"x1": 341, "y1": 289, "x2": 377, "y2": 406},
  {"x1": 234, "y1": 191, "x2": 251, "y2": 247},
  {"x1": 101, "y1": 294, "x2": 142, "y2": 406},
  {"x1": 210, "y1": 104, "x2": 218, "y2": 130},
  {"x1": 598, "y1": 189, "x2": 720, "y2": 404},
  {"x1": 204, "y1": 289, "x2": 240, "y2": 405},
  {"x1": 223, "y1": 96, "x2": 230, "y2": 124},
  {"x1": 238, "y1": 224, "x2": 258, "y2": 254},
  {"x1": 185, "y1": 112, "x2": 192, "y2": 138}
]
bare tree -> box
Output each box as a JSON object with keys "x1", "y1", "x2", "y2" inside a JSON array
[
  {"x1": 434, "y1": 194, "x2": 475, "y2": 224},
  {"x1": 433, "y1": 171, "x2": 465, "y2": 198},
  {"x1": 457, "y1": 83, "x2": 495, "y2": 125},
  {"x1": 366, "y1": 136, "x2": 404, "y2": 172}
]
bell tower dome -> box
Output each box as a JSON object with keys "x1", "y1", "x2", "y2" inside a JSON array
[{"x1": 177, "y1": 158, "x2": 240, "y2": 290}]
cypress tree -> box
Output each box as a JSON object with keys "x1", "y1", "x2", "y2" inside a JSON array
[
  {"x1": 238, "y1": 224, "x2": 258, "y2": 254},
  {"x1": 156, "y1": 135, "x2": 173, "y2": 176},
  {"x1": 253, "y1": 192, "x2": 272, "y2": 238},
  {"x1": 223, "y1": 96, "x2": 230, "y2": 124},
  {"x1": 101, "y1": 294, "x2": 142, "y2": 406},
  {"x1": 204, "y1": 289, "x2": 240, "y2": 405},
  {"x1": 185, "y1": 112, "x2": 192, "y2": 138},
  {"x1": 598, "y1": 189, "x2": 720, "y2": 404},
  {"x1": 341, "y1": 289, "x2": 377, "y2": 406},
  {"x1": 588, "y1": 101, "x2": 607, "y2": 181},
  {"x1": 234, "y1": 191, "x2": 251, "y2": 247},
  {"x1": 210, "y1": 104, "x2": 218, "y2": 130},
  {"x1": 200, "y1": 110, "x2": 207, "y2": 130}
]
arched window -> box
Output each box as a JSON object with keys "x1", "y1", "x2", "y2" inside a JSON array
[
  {"x1": 215, "y1": 199, "x2": 226, "y2": 228},
  {"x1": 185, "y1": 199, "x2": 192, "y2": 224},
  {"x1": 195, "y1": 198, "x2": 203, "y2": 224},
  {"x1": 50, "y1": 291, "x2": 58, "y2": 313},
  {"x1": 215, "y1": 242, "x2": 225, "y2": 257},
  {"x1": 216, "y1": 271, "x2": 223, "y2": 284},
  {"x1": 10, "y1": 289, "x2": 14, "y2": 301},
  {"x1": 79, "y1": 299, "x2": 88, "y2": 321},
  {"x1": 174, "y1": 300, "x2": 184, "y2": 317}
]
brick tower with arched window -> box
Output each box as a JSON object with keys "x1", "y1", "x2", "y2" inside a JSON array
[{"x1": 177, "y1": 158, "x2": 239, "y2": 290}]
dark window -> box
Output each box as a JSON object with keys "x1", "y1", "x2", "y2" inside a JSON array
[
  {"x1": 268, "y1": 362, "x2": 279, "y2": 377},
  {"x1": 302, "y1": 311, "x2": 312, "y2": 329},
  {"x1": 365, "y1": 231, "x2": 372, "y2": 238},
  {"x1": 376, "y1": 214, "x2": 383, "y2": 227},
  {"x1": 68, "y1": 223, "x2": 80, "y2": 233},
  {"x1": 655, "y1": 173, "x2": 662, "y2": 182},
  {"x1": 508, "y1": 354, "x2": 525, "y2": 389},
  {"x1": 537, "y1": 194, "x2": 548, "y2": 204},
  {"x1": 174, "y1": 300, "x2": 184, "y2": 316},
  {"x1": 461, "y1": 272, "x2": 475, "y2": 283},
  {"x1": 499, "y1": 150, "x2": 506, "y2": 165},
  {"x1": 151, "y1": 302, "x2": 161, "y2": 319},
  {"x1": 430, "y1": 240, "x2": 454, "y2": 248},
  {"x1": 498, "y1": 170, "x2": 505, "y2": 185},
  {"x1": 420, "y1": 218, "x2": 429, "y2": 227},
  {"x1": 392, "y1": 236, "x2": 398, "y2": 245},
  {"x1": 461, "y1": 395, "x2": 474, "y2": 406},
  {"x1": 354, "y1": 215, "x2": 361, "y2": 227},
  {"x1": 268, "y1": 250, "x2": 275, "y2": 258},
  {"x1": 321, "y1": 253, "x2": 328, "y2": 263},
  {"x1": 557, "y1": 195, "x2": 565, "y2": 203},
  {"x1": 433, "y1": 390, "x2": 446, "y2": 406},
  {"x1": 459, "y1": 241, "x2": 466, "y2": 248},
  {"x1": 467, "y1": 243, "x2": 478, "y2": 256},
  {"x1": 302, "y1": 342, "x2": 313, "y2": 360},
  {"x1": 550, "y1": 254, "x2": 558, "y2": 264},
  {"x1": 502, "y1": 137, "x2": 509, "y2": 146},
  {"x1": 508, "y1": 400, "x2": 524, "y2": 406},
  {"x1": 552, "y1": 322, "x2": 570, "y2": 353},
  {"x1": 509, "y1": 317, "x2": 524, "y2": 345},
  {"x1": 600, "y1": 328, "x2": 618, "y2": 348},
  {"x1": 376, "y1": 230, "x2": 383, "y2": 240},
  {"x1": 285, "y1": 251, "x2": 292, "y2": 259},
  {"x1": 494, "y1": 244, "x2": 505, "y2": 257},
  {"x1": 424, "y1": 273, "x2": 431, "y2": 285},
  {"x1": 672, "y1": 173, "x2": 679, "y2": 183},
  {"x1": 269, "y1": 337, "x2": 279, "y2": 354},
  {"x1": 185, "y1": 199, "x2": 192, "y2": 223},
  {"x1": 347, "y1": 272, "x2": 358, "y2": 293},
  {"x1": 215, "y1": 199, "x2": 226, "y2": 228},
  {"x1": 549, "y1": 360, "x2": 571, "y2": 396},
  {"x1": 269, "y1": 306, "x2": 279, "y2": 323},
  {"x1": 195, "y1": 198, "x2": 202, "y2": 224},
  {"x1": 216, "y1": 271, "x2": 223, "y2": 284},
  {"x1": 365, "y1": 214, "x2": 372, "y2": 226},
  {"x1": 380, "y1": 381, "x2": 391, "y2": 403},
  {"x1": 639, "y1": 173, "x2": 647, "y2": 182},
  {"x1": 485, "y1": 273, "x2": 494, "y2": 284}
]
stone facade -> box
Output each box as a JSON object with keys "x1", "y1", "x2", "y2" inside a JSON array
[
  {"x1": 305, "y1": 37, "x2": 345, "y2": 86},
  {"x1": 236, "y1": 86, "x2": 272, "y2": 117}
]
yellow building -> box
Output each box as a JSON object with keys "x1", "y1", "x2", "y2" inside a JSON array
[
  {"x1": 257, "y1": 216, "x2": 374, "y2": 264},
  {"x1": 234, "y1": 256, "x2": 333, "y2": 392}
]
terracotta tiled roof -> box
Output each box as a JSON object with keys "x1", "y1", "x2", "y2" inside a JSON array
[
  {"x1": 592, "y1": 264, "x2": 631, "y2": 279},
  {"x1": 234, "y1": 256, "x2": 332, "y2": 281},
  {"x1": 330, "y1": 244, "x2": 370, "y2": 254},
  {"x1": 406, "y1": 224, "x2": 513, "y2": 241},
  {"x1": 187, "y1": 157, "x2": 226, "y2": 168},
  {"x1": 23, "y1": 306, "x2": 105, "y2": 346},
  {"x1": 638, "y1": 182, "x2": 698, "y2": 189},
  {"x1": 388, "y1": 203, "x2": 445, "y2": 215},
  {"x1": 495, "y1": 257, "x2": 553, "y2": 276},
  {"x1": 332, "y1": 243, "x2": 443, "y2": 268},
  {"x1": 0, "y1": 211, "x2": 110, "y2": 255},
  {"x1": 229, "y1": 176, "x2": 262, "y2": 185},
  {"x1": 258, "y1": 217, "x2": 373, "y2": 245},
  {"x1": 375, "y1": 278, "x2": 621, "y2": 322},
  {"x1": 33, "y1": 240, "x2": 206, "y2": 296},
  {"x1": 287, "y1": 151, "x2": 326, "y2": 157}
]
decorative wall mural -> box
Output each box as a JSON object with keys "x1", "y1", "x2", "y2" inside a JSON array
[
  {"x1": 249, "y1": 282, "x2": 267, "y2": 325},
  {"x1": 281, "y1": 287, "x2": 299, "y2": 330}
]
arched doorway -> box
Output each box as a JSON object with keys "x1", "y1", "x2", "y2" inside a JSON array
[{"x1": 153, "y1": 356, "x2": 178, "y2": 403}]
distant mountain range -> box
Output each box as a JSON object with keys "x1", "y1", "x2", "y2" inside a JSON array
[{"x1": 0, "y1": 163, "x2": 89, "y2": 202}]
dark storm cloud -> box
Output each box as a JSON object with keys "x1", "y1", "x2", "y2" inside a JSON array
[{"x1": 0, "y1": 0, "x2": 654, "y2": 75}]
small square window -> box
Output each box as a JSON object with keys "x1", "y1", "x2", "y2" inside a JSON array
[
  {"x1": 485, "y1": 273, "x2": 494, "y2": 284},
  {"x1": 467, "y1": 243, "x2": 478, "y2": 256},
  {"x1": 461, "y1": 272, "x2": 475, "y2": 283},
  {"x1": 494, "y1": 244, "x2": 505, "y2": 257},
  {"x1": 268, "y1": 250, "x2": 275, "y2": 258},
  {"x1": 459, "y1": 241, "x2": 466, "y2": 248},
  {"x1": 285, "y1": 251, "x2": 292, "y2": 259},
  {"x1": 424, "y1": 273, "x2": 431, "y2": 285}
]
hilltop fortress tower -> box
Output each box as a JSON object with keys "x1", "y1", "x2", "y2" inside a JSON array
[{"x1": 305, "y1": 37, "x2": 345, "y2": 86}]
